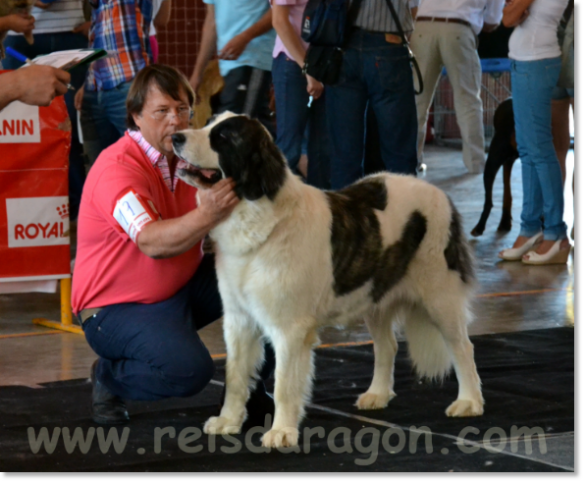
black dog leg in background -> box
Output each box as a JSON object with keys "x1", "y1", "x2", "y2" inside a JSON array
[
  {"x1": 471, "y1": 98, "x2": 518, "y2": 236},
  {"x1": 498, "y1": 159, "x2": 515, "y2": 232}
]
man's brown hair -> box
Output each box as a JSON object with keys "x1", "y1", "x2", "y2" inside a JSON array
[{"x1": 126, "y1": 64, "x2": 195, "y2": 130}]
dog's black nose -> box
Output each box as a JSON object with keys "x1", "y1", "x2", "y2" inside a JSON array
[{"x1": 172, "y1": 133, "x2": 186, "y2": 147}]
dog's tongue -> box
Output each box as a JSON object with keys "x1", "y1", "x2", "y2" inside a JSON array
[{"x1": 201, "y1": 169, "x2": 217, "y2": 178}]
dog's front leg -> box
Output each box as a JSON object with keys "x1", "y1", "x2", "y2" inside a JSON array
[
  {"x1": 204, "y1": 313, "x2": 263, "y2": 435},
  {"x1": 261, "y1": 327, "x2": 318, "y2": 449}
]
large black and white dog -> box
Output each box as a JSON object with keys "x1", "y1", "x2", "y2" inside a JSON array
[{"x1": 172, "y1": 113, "x2": 484, "y2": 449}]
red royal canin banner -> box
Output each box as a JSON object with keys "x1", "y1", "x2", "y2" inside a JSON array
[{"x1": 0, "y1": 72, "x2": 71, "y2": 282}]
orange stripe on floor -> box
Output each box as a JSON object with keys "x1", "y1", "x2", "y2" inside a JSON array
[
  {"x1": 0, "y1": 330, "x2": 62, "y2": 340},
  {"x1": 476, "y1": 288, "x2": 570, "y2": 298}
]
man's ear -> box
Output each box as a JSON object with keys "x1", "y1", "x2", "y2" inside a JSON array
[{"x1": 133, "y1": 112, "x2": 143, "y2": 131}]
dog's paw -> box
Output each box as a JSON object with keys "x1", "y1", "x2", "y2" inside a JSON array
[
  {"x1": 261, "y1": 427, "x2": 299, "y2": 448},
  {"x1": 355, "y1": 391, "x2": 395, "y2": 410},
  {"x1": 470, "y1": 225, "x2": 484, "y2": 237},
  {"x1": 445, "y1": 399, "x2": 484, "y2": 418},
  {"x1": 203, "y1": 416, "x2": 242, "y2": 435}
]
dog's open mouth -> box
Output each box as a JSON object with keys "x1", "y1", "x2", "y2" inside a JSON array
[{"x1": 178, "y1": 163, "x2": 223, "y2": 187}]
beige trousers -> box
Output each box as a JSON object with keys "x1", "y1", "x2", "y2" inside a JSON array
[{"x1": 410, "y1": 21, "x2": 485, "y2": 174}]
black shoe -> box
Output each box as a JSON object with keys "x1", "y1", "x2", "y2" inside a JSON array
[
  {"x1": 218, "y1": 381, "x2": 275, "y2": 430},
  {"x1": 90, "y1": 360, "x2": 129, "y2": 425}
]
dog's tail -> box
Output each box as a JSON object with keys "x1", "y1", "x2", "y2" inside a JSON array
[{"x1": 403, "y1": 305, "x2": 453, "y2": 381}]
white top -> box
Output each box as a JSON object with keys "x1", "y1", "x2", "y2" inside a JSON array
[
  {"x1": 7, "y1": 0, "x2": 85, "y2": 35},
  {"x1": 417, "y1": 0, "x2": 505, "y2": 35},
  {"x1": 508, "y1": 0, "x2": 568, "y2": 61},
  {"x1": 150, "y1": 0, "x2": 165, "y2": 37}
]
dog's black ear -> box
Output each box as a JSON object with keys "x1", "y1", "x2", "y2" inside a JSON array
[{"x1": 210, "y1": 117, "x2": 286, "y2": 201}]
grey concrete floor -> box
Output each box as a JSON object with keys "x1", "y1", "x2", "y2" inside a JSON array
[{"x1": 0, "y1": 145, "x2": 575, "y2": 388}]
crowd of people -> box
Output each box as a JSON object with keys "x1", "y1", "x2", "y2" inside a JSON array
[{"x1": 0, "y1": 0, "x2": 575, "y2": 424}]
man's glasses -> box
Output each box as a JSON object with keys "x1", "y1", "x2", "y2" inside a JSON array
[{"x1": 147, "y1": 107, "x2": 193, "y2": 122}]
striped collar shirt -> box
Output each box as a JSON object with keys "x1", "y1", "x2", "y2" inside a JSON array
[
  {"x1": 351, "y1": 0, "x2": 414, "y2": 34},
  {"x1": 85, "y1": 0, "x2": 153, "y2": 91},
  {"x1": 128, "y1": 130, "x2": 189, "y2": 193}
]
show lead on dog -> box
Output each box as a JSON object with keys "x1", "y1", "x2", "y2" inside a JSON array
[{"x1": 71, "y1": 65, "x2": 274, "y2": 425}]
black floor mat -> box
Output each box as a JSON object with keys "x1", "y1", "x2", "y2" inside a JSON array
[{"x1": 0, "y1": 328, "x2": 574, "y2": 472}]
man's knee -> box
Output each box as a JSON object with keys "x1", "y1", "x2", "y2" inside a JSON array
[{"x1": 164, "y1": 352, "x2": 215, "y2": 398}]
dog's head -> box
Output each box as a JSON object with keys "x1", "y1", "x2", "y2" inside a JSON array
[{"x1": 172, "y1": 112, "x2": 286, "y2": 201}]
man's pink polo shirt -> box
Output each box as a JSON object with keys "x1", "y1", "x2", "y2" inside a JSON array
[{"x1": 72, "y1": 133, "x2": 203, "y2": 313}]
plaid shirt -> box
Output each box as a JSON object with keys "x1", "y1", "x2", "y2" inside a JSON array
[
  {"x1": 86, "y1": 0, "x2": 153, "y2": 91},
  {"x1": 128, "y1": 130, "x2": 189, "y2": 193}
]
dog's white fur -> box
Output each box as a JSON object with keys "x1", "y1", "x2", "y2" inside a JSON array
[{"x1": 176, "y1": 113, "x2": 484, "y2": 448}]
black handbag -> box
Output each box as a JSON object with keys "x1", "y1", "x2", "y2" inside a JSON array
[{"x1": 302, "y1": 0, "x2": 363, "y2": 85}]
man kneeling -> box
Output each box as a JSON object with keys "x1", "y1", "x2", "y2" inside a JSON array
[{"x1": 72, "y1": 64, "x2": 274, "y2": 425}]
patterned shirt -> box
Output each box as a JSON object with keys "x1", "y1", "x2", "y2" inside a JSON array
[
  {"x1": 85, "y1": 0, "x2": 153, "y2": 91},
  {"x1": 351, "y1": 0, "x2": 414, "y2": 34},
  {"x1": 128, "y1": 129, "x2": 189, "y2": 192}
]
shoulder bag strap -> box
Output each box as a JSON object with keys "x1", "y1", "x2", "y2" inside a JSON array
[
  {"x1": 343, "y1": 0, "x2": 365, "y2": 46},
  {"x1": 382, "y1": 0, "x2": 424, "y2": 94}
]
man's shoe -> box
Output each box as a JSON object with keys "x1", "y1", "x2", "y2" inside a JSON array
[{"x1": 90, "y1": 360, "x2": 129, "y2": 425}]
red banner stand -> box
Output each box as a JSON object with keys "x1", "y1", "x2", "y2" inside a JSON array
[{"x1": 0, "y1": 76, "x2": 82, "y2": 335}]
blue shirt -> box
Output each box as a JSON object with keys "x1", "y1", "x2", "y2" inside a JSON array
[{"x1": 204, "y1": 0, "x2": 276, "y2": 77}]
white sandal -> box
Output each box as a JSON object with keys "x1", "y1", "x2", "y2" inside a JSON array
[
  {"x1": 498, "y1": 233, "x2": 544, "y2": 261},
  {"x1": 522, "y1": 239, "x2": 571, "y2": 265}
]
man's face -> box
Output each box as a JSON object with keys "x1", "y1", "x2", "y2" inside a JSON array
[{"x1": 133, "y1": 83, "x2": 191, "y2": 159}]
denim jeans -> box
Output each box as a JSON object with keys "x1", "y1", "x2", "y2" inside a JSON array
[
  {"x1": 3, "y1": 32, "x2": 89, "y2": 220},
  {"x1": 326, "y1": 29, "x2": 418, "y2": 189},
  {"x1": 82, "y1": 255, "x2": 275, "y2": 401},
  {"x1": 81, "y1": 81, "x2": 131, "y2": 166},
  {"x1": 511, "y1": 58, "x2": 567, "y2": 241},
  {"x1": 272, "y1": 53, "x2": 331, "y2": 189}
]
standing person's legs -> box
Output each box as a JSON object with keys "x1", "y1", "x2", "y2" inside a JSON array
[
  {"x1": 441, "y1": 24, "x2": 485, "y2": 174},
  {"x1": 365, "y1": 36, "x2": 417, "y2": 175},
  {"x1": 326, "y1": 31, "x2": 368, "y2": 189},
  {"x1": 218, "y1": 66, "x2": 275, "y2": 136},
  {"x1": 272, "y1": 54, "x2": 311, "y2": 177},
  {"x1": 551, "y1": 88, "x2": 573, "y2": 184},
  {"x1": 81, "y1": 81, "x2": 131, "y2": 166},
  {"x1": 410, "y1": 22, "x2": 444, "y2": 167},
  {"x1": 512, "y1": 58, "x2": 567, "y2": 242}
]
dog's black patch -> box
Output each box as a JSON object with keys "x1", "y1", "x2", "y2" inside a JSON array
[
  {"x1": 444, "y1": 198, "x2": 475, "y2": 284},
  {"x1": 370, "y1": 211, "x2": 427, "y2": 303},
  {"x1": 326, "y1": 178, "x2": 427, "y2": 302},
  {"x1": 209, "y1": 116, "x2": 286, "y2": 201}
]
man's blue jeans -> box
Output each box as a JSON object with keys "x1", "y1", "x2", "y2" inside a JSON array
[
  {"x1": 81, "y1": 81, "x2": 131, "y2": 166},
  {"x1": 511, "y1": 58, "x2": 567, "y2": 241},
  {"x1": 82, "y1": 255, "x2": 275, "y2": 401},
  {"x1": 272, "y1": 53, "x2": 331, "y2": 189},
  {"x1": 326, "y1": 30, "x2": 418, "y2": 189},
  {"x1": 3, "y1": 32, "x2": 89, "y2": 220}
]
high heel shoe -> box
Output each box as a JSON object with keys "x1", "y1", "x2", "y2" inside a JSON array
[
  {"x1": 498, "y1": 233, "x2": 543, "y2": 261},
  {"x1": 522, "y1": 239, "x2": 571, "y2": 265}
]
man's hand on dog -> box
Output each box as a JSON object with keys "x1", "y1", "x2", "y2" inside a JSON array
[{"x1": 198, "y1": 178, "x2": 240, "y2": 225}]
